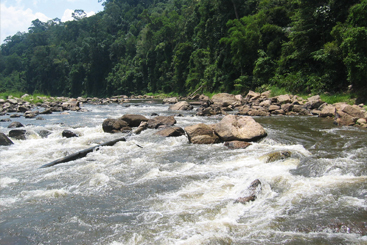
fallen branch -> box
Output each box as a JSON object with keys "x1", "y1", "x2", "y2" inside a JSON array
[{"x1": 40, "y1": 137, "x2": 126, "y2": 168}]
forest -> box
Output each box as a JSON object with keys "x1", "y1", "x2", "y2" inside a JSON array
[{"x1": 1, "y1": 0, "x2": 367, "y2": 98}]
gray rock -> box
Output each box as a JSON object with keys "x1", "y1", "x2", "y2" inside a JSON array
[
  {"x1": 8, "y1": 121, "x2": 24, "y2": 128},
  {"x1": 0, "y1": 133, "x2": 14, "y2": 145},
  {"x1": 62, "y1": 130, "x2": 78, "y2": 138},
  {"x1": 9, "y1": 129, "x2": 27, "y2": 140}
]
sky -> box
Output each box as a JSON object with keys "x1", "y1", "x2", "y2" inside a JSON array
[{"x1": 0, "y1": 0, "x2": 105, "y2": 43}]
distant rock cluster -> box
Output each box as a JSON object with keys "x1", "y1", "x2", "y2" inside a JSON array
[{"x1": 166, "y1": 91, "x2": 367, "y2": 127}]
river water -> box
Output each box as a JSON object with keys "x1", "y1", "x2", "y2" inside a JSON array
[{"x1": 1, "y1": 101, "x2": 367, "y2": 244}]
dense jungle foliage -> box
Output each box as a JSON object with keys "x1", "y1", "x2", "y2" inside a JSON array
[{"x1": 1, "y1": 0, "x2": 367, "y2": 97}]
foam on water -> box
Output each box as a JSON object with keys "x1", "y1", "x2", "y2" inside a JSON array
[{"x1": 1, "y1": 103, "x2": 367, "y2": 244}]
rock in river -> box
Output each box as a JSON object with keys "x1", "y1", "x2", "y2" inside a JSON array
[
  {"x1": 214, "y1": 115, "x2": 267, "y2": 142},
  {"x1": 0, "y1": 133, "x2": 14, "y2": 145},
  {"x1": 259, "y1": 150, "x2": 292, "y2": 163}
]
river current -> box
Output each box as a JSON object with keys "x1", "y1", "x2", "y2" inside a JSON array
[{"x1": 1, "y1": 101, "x2": 367, "y2": 244}]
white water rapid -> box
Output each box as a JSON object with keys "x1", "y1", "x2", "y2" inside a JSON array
[{"x1": 1, "y1": 101, "x2": 367, "y2": 244}]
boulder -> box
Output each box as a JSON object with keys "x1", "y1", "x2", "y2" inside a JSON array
[
  {"x1": 259, "y1": 100, "x2": 271, "y2": 108},
  {"x1": 9, "y1": 129, "x2": 26, "y2": 140},
  {"x1": 147, "y1": 116, "x2": 176, "y2": 129},
  {"x1": 102, "y1": 118, "x2": 131, "y2": 133},
  {"x1": 237, "y1": 105, "x2": 251, "y2": 115},
  {"x1": 224, "y1": 141, "x2": 252, "y2": 149},
  {"x1": 281, "y1": 103, "x2": 293, "y2": 113},
  {"x1": 163, "y1": 97, "x2": 178, "y2": 104},
  {"x1": 169, "y1": 101, "x2": 193, "y2": 111},
  {"x1": 196, "y1": 105, "x2": 222, "y2": 116},
  {"x1": 184, "y1": 123, "x2": 220, "y2": 144},
  {"x1": 211, "y1": 93, "x2": 239, "y2": 107},
  {"x1": 24, "y1": 111, "x2": 39, "y2": 118},
  {"x1": 261, "y1": 90, "x2": 271, "y2": 98},
  {"x1": 245, "y1": 91, "x2": 261, "y2": 101},
  {"x1": 319, "y1": 104, "x2": 336, "y2": 118},
  {"x1": 120, "y1": 114, "x2": 149, "y2": 127},
  {"x1": 155, "y1": 126, "x2": 185, "y2": 137},
  {"x1": 62, "y1": 99, "x2": 80, "y2": 111},
  {"x1": 277, "y1": 94, "x2": 292, "y2": 104},
  {"x1": 8, "y1": 121, "x2": 24, "y2": 128},
  {"x1": 342, "y1": 104, "x2": 365, "y2": 118},
  {"x1": 62, "y1": 130, "x2": 78, "y2": 138},
  {"x1": 214, "y1": 115, "x2": 267, "y2": 142},
  {"x1": 306, "y1": 95, "x2": 323, "y2": 109},
  {"x1": 0, "y1": 133, "x2": 14, "y2": 145},
  {"x1": 133, "y1": 122, "x2": 148, "y2": 135},
  {"x1": 198, "y1": 94, "x2": 210, "y2": 101},
  {"x1": 268, "y1": 105, "x2": 280, "y2": 111},
  {"x1": 248, "y1": 109, "x2": 270, "y2": 117},
  {"x1": 335, "y1": 110, "x2": 357, "y2": 126}
]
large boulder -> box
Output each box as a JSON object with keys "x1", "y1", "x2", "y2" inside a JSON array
[
  {"x1": 9, "y1": 129, "x2": 26, "y2": 140},
  {"x1": 334, "y1": 110, "x2": 357, "y2": 126},
  {"x1": 212, "y1": 93, "x2": 239, "y2": 107},
  {"x1": 277, "y1": 94, "x2": 292, "y2": 104},
  {"x1": 306, "y1": 95, "x2": 323, "y2": 109},
  {"x1": 0, "y1": 133, "x2": 14, "y2": 145},
  {"x1": 102, "y1": 118, "x2": 131, "y2": 133},
  {"x1": 319, "y1": 104, "x2": 336, "y2": 118},
  {"x1": 184, "y1": 123, "x2": 220, "y2": 144},
  {"x1": 120, "y1": 114, "x2": 148, "y2": 127},
  {"x1": 155, "y1": 126, "x2": 185, "y2": 137},
  {"x1": 147, "y1": 116, "x2": 176, "y2": 129},
  {"x1": 169, "y1": 101, "x2": 193, "y2": 111},
  {"x1": 214, "y1": 115, "x2": 267, "y2": 142},
  {"x1": 341, "y1": 104, "x2": 365, "y2": 118},
  {"x1": 62, "y1": 99, "x2": 80, "y2": 111}
]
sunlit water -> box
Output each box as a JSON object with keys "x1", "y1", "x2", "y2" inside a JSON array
[{"x1": 1, "y1": 101, "x2": 367, "y2": 244}]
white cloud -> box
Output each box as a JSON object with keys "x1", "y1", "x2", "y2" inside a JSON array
[
  {"x1": 61, "y1": 9, "x2": 74, "y2": 22},
  {"x1": 1, "y1": 3, "x2": 50, "y2": 42},
  {"x1": 61, "y1": 9, "x2": 96, "y2": 22}
]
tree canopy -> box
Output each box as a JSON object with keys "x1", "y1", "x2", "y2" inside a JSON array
[{"x1": 1, "y1": 0, "x2": 366, "y2": 97}]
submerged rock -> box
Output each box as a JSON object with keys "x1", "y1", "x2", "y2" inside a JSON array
[
  {"x1": 235, "y1": 179, "x2": 262, "y2": 204},
  {"x1": 259, "y1": 150, "x2": 292, "y2": 163},
  {"x1": 224, "y1": 141, "x2": 252, "y2": 149}
]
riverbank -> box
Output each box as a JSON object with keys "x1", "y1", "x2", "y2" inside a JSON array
[{"x1": 1, "y1": 90, "x2": 366, "y2": 128}]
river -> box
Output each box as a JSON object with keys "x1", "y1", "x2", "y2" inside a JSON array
[{"x1": 1, "y1": 101, "x2": 367, "y2": 244}]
